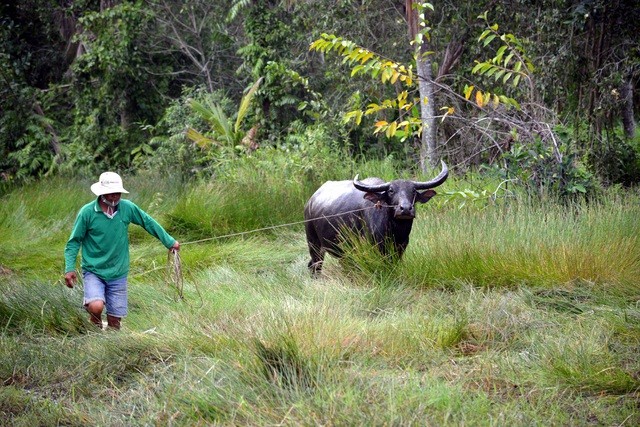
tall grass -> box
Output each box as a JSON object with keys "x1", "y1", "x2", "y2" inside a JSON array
[
  {"x1": 0, "y1": 276, "x2": 88, "y2": 335},
  {"x1": 400, "y1": 198, "x2": 640, "y2": 291},
  {"x1": 1, "y1": 156, "x2": 639, "y2": 425}
]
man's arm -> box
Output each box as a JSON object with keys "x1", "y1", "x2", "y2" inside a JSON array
[
  {"x1": 64, "y1": 209, "x2": 87, "y2": 288},
  {"x1": 129, "y1": 202, "x2": 178, "y2": 250}
]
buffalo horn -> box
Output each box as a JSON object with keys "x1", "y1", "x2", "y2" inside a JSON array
[
  {"x1": 353, "y1": 174, "x2": 390, "y2": 193},
  {"x1": 413, "y1": 160, "x2": 449, "y2": 190}
]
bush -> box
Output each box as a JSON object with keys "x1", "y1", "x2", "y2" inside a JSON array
[
  {"x1": 492, "y1": 138, "x2": 600, "y2": 201},
  {"x1": 587, "y1": 128, "x2": 640, "y2": 186}
]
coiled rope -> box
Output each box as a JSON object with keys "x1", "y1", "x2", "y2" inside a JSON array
[{"x1": 166, "y1": 248, "x2": 185, "y2": 301}]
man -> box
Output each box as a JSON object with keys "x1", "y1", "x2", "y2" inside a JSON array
[{"x1": 64, "y1": 172, "x2": 180, "y2": 330}]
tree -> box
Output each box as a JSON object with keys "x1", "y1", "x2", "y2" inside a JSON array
[
  {"x1": 310, "y1": 7, "x2": 533, "y2": 170},
  {"x1": 0, "y1": 0, "x2": 76, "y2": 181},
  {"x1": 148, "y1": 0, "x2": 243, "y2": 95},
  {"x1": 69, "y1": 1, "x2": 174, "y2": 170},
  {"x1": 406, "y1": 1, "x2": 438, "y2": 170}
]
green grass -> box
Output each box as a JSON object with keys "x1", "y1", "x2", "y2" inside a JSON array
[
  {"x1": 401, "y1": 199, "x2": 640, "y2": 290},
  {"x1": 1, "y1": 163, "x2": 639, "y2": 426}
]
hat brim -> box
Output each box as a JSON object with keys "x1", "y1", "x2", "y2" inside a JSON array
[{"x1": 90, "y1": 182, "x2": 129, "y2": 196}]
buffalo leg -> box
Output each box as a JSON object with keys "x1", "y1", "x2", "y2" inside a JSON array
[
  {"x1": 305, "y1": 221, "x2": 325, "y2": 276},
  {"x1": 307, "y1": 244, "x2": 324, "y2": 276}
]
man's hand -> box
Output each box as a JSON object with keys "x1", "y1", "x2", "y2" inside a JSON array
[
  {"x1": 64, "y1": 272, "x2": 77, "y2": 288},
  {"x1": 171, "y1": 241, "x2": 180, "y2": 252}
]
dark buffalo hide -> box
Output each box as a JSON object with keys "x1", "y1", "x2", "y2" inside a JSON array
[{"x1": 303, "y1": 161, "x2": 448, "y2": 275}]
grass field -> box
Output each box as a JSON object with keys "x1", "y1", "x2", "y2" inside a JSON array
[{"x1": 1, "y1": 165, "x2": 639, "y2": 426}]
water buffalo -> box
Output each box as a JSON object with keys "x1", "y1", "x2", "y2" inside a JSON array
[{"x1": 303, "y1": 161, "x2": 448, "y2": 275}]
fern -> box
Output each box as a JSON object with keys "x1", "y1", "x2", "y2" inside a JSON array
[
  {"x1": 227, "y1": 0, "x2": 252, "y2": 22},
  {"x1": 235, "y1": 77, "x2": 263, "y2": 134},
  {"x1": 186, "y1": 78, "x2": 262, "y2": 152}
]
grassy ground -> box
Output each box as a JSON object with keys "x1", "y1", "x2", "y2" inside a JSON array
[{"x1": 0, "y1": 166, "x2": 639, "y2": 426}]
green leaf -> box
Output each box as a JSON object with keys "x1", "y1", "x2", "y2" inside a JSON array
[
  {"x1": 478, "y1": 29, "x2": 491, "y2": 42},
  {"x1": 472, "y1": 61, "x2": 484, "y2": 74},
  {"x1": 235, "y1": 77, "x2": 262, "y2": 134},
  {"x1": 573, "y1": 184, "x2": 586, "y2": 193},
  {"x1": 495, "y1": 45, "x2": 507, "y2": 64},
  {"x1": 512, "y1": 74, "x2": 521, "y2": 87},
  {"x1": 504, "y1": 53, "x2": 514, "y2": 67},
  {"x1": 514, "y1": 61, "x2": 522, "y2": 72},
  {"x1": 486, "y1": 66, "x2": 498, "y2": 77},
  {"x1": 483, "y1": 34, "x2": 496, "y2": 46}
]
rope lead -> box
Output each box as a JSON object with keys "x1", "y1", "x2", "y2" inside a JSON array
[
  {"x1": 181, "y1": 204, "x2": 382, "y2": 246},
  {"x1": 163, "y1": 204, "x2": 392, "y2": 303},
  {"x1": 166, "y1": 249, "x2": 184, "y2": 301}
]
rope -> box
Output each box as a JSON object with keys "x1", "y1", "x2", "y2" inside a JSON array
[
  {"x1": 165, "y1": 248, "x2": 205, "y2": 307},
  {"x1": 181, "y1": 204, "x2": 383, "y2": 246},
  {"x1": 166, "y1": 249, "x2": 184, "y2": 301},
  {"x1": 156, "y1": 191, "x2": 453, "y2": 302},
  {"x1": 155, "y1": 190, "x2": 465, "y2": 303},
  {"x1": 162, "y1": 203, "x2": 389, "y2": 304}
]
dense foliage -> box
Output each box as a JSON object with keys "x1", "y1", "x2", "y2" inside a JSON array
[
  {"x1": 1, "y1": 2, "x2": 639, "y2": 422},
  {"x1": 1, "y1": 0, "x2": 638, "y2": 196}
]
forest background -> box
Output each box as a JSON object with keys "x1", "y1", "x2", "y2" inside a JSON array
[
  {"x1": 2, "y1": 1, "x2": 640, "y2": 425},
  {"x1": 1, "y1": 0, "x2": 639, "y2": 194}
]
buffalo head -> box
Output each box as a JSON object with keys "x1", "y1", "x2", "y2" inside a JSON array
[{"x1": 353, "y1": 160, "x2": 448, "y2": 219}]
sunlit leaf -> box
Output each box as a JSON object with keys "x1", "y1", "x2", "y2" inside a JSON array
[
  {"x1": 185, "y1": 128, "x2": 217, "y2": 149},
  {"x1": 513, "y1": 74, "x2": 521, "y2": 87},
  {"x1": 483, "y1": 34, "x2": 496, "y2": 46},
  {"x1": 514, "y1": 61, "x2": 522, "y2": 72},
  {"x1": 504, "y1": 52, "x2": 514, "y2": 67},
  {"x1": 464, "y1": 85, "x2": 474, "y2": 100},
  {"x1": 385, "y1": 121, "x2": 397, "y2": 138},
  {"x1": 475, "y1": 90, "x2": 484, "y2": 108}
]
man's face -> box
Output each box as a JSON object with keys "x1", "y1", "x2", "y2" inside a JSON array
[{"x1": 102, "y1": 193, "x2": 122, "y2": 204}]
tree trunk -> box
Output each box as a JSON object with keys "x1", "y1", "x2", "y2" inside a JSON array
[
  {"x1": 406, "y1": 0, "x2": 438, "y2": 172},
  {"x1": 621, "y1": 77, "x2": 636, "y2": 139},
  {"x1": 417, "y1": 54, "x2": 438, "y2": 171}
]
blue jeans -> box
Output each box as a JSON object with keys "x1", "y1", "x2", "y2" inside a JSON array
[{"x1": 82, "y1": 271, "x2": 128, "y2": 318}]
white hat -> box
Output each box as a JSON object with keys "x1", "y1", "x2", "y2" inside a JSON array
[{"x1": 90, "y1": 172, "x2": 129, "y2": 196}]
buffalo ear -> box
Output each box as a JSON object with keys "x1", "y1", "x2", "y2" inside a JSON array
[
  {"x1": 416, "y1": 189, "x2": 436, "y2": 203},
  {"x1": 364, "y1": 192, "x2": 384, "y2": 203}
]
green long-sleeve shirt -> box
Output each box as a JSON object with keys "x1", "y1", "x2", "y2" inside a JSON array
[{"x1": 64, "y1": 198, "x2": 176, "y2": 281}]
